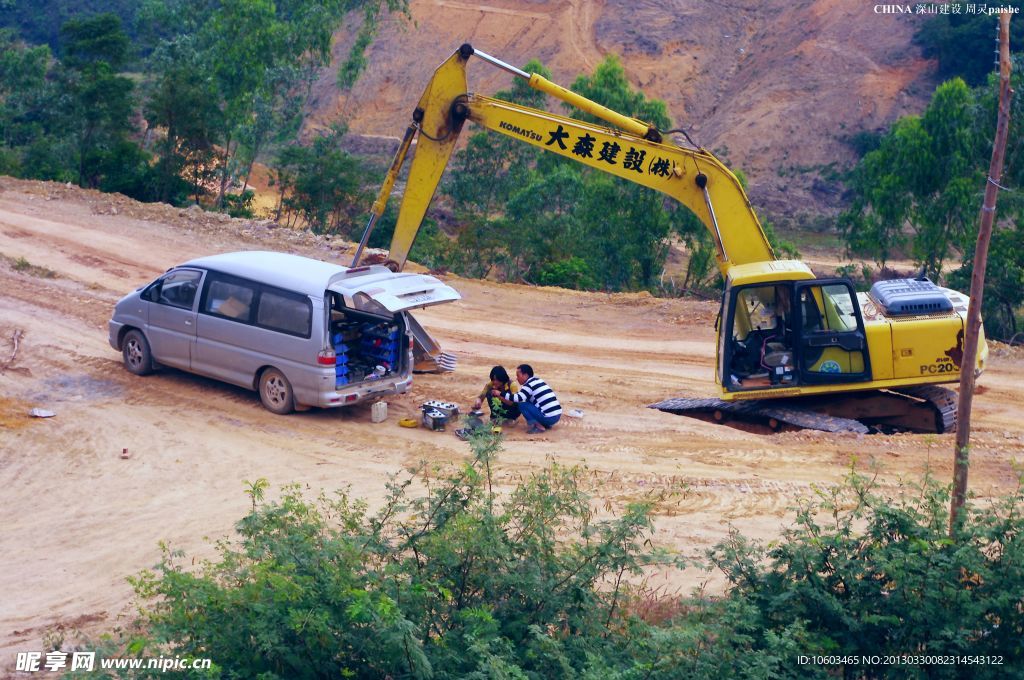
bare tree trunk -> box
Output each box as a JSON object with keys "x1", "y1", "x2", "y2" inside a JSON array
[
  {"x1": 950, "y1": 12, "x2": 1013, "y2": 536},
  {"x1": 217, "y1": 134, "x2": 232, "y2": 210},
  {"x1": 242, "y1": 157, "x2": 256, "y2": 196},
  {"x1": 274, "y1": 172, "x2": 286, "y2": 223}
]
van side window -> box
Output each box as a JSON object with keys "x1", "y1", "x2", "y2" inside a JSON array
[
  {"x1": 154, "y1": 269, "x2": 202, "y2": 309},
  {"x1": 257, "y1": 288, "x2": 311, "y2": 337},
  {"x1": 204, "y1": 277, "x2": 256, "y2": 322}
]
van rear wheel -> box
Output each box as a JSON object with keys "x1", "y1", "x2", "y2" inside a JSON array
[
  {"x1": 122, "y1": 330, "x2": 154, "y2": 376},
  {"x1": 259, "y1": 368, "x2": 294, "y2": 415}
]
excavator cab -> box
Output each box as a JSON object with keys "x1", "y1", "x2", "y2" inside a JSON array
[{"x1": 722, "y1": 278, "x2": 870, "y2": 392}]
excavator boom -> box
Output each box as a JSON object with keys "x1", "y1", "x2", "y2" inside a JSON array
[{"x1": 357, "y1": 44, "x2": 775, "y2": 277}]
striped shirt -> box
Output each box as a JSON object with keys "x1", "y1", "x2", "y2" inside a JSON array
[{"x1": 507, "y1": 376, "x2": 562, "y2": 418}]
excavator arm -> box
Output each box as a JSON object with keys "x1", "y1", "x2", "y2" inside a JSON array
[
  {"x1": 353, "y1": 44, "x2": 776, "y2": 373},
  {"x1": 353, "y1": 44, "x2": 775, "y2": 276}
]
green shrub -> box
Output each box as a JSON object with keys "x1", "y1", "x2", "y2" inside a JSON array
[
  {"x1": 114, "y1": 444, "x2": 1024, "y2": 679},
  {"x1": 222, "y1": 190, "x2": 255, "y2": 219},
  {"x1": 125, "y1": 433, "x2": 679, "y2": 679},
  {"x1": 706, "y1": 471, "x2": 1024, "y2": 678},
  {"x1": 535, "y1": 257, "x2": 598, "y2": 290}
]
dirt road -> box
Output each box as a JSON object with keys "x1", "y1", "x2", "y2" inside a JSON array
[{"x1": 1, "y1": 177, "x2": 1022, "y2": 662}]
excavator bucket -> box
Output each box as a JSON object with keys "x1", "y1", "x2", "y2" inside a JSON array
[{"x1": 406, "y1": 312, "x2": 457, "y2": 373}]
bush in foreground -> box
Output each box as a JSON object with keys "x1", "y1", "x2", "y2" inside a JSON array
[{"x1": 109, "y1": 434, "x2": 1023, "y2": 679}]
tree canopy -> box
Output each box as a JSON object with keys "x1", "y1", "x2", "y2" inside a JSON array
[
  {"x1": 916, "y1": 4, "x2": 1024, "y2": 86},
  {"x1": 137, "y1": 0, "x2": 408, "y2": 208},
  {"x1": 0, "y1": 0, "x2": 408, "y2": 209},
  {"x1": 841, "y1": 66, "x2": 1024, "y2": 340}
]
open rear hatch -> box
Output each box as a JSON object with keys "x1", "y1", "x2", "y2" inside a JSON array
[
  {"x1": 328, "y1": 268, "x2": 461, "y2": 379},
  {"x1": 328, "y1": 268, "x2": 461, "y2": 315}
]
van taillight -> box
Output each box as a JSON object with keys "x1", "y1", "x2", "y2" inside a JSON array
[
  {"x1": 317, "y1": 348, "x2": 336, "y2": 366},
  {"x1": 408, "y1": 337, "x2": 414, "y2": 350}
]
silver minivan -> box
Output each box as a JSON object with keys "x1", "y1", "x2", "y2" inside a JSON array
[{"x1": 108, "y1": 251, "x2": 461, "y2": 413}]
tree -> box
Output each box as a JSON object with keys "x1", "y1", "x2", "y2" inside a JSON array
[
  {"x1": 840, "y1": 79, "x2": 986, "y2": 279},
  {"x1": 708, "y1": 470, "x2": 1024, "y2": 677},
  {"x1": 273, "y1": 124, "x2": 363, "y2": 233},
  {"x1": 138, "y1": 0, "x2": 409, "y2": 210},
  {"x1": 0, "y1": 29, "x2": 58, "y2": 174},
  {"x1": 235, "y1": 61, "x2": 314, "y2": 195},
  {"x1": 562, "y1": 56, "x2": 673, "y2": 291},
  {"x1": 950, "y1": 224, "x2": 1024, "y2": 339},
  {"x1": 568, "y1": 55, "x2": 670, "y2": 129},
  {"x1": 571, "y1": 172, "x2": 670, "y2": 290},
  {"x1": 0, "y1": 15, "x2": 151, "y2": 191},
  {"x1": 842, "y1": 65, "x2": 1024, "y2": 340},
  {"x1": 916, "y1": 5, "x2": 1024, "y2": 86},
  {"x1": 143, "y1": 55, "x2": 220, "y2": 204},
  {"x1": 58, "y1": 13, "x2": 140, "y2": 189},
  {"x1": 0, "y1": 1, "x2": 140, "y2": 53},
  {"x1": 504, "y1": 163, "x2": 588, "y2": 283}
]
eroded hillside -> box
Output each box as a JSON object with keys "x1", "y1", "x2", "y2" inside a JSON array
[{"x1": 308, "y1": 0, "x2": 937, "y2": 219}]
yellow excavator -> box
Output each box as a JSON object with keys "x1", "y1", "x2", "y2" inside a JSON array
[{"x1": 352, "y1": 44, "x2": 988, "y2": 434}]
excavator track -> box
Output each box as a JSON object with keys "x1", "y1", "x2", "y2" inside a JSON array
[
  {"x1": 650, "y1": 385, "x2": 958, "y2": 435},
  {"x1": 649, "y1": 397, "x2": 870, "y2": 433},
  {"x1": 888, "y1": 384, "x2": 958, "y2": 434}
]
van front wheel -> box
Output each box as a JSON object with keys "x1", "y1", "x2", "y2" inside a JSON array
[
  {"x1": 259, "y1": 368, "x2": 294, "y2": 415},
  {"x1": 122, "y1": 330, "x2": 154, "y2": 376}
]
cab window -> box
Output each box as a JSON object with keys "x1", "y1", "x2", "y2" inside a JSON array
[
  {"x1": 148, "y1": 269, "x2": 202, "y2": 310},
  {"x1": 819, "y1": 284, "x2": 858, "y2": 332},
  {"x1": 797, "y1": 283, "x2": 867, "y2": 378},
  {"x1": 728, "y1": 284, "x2": 796, "y2": 387}
]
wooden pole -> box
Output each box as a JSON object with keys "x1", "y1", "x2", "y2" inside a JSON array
[{"x1": 950, "y1": 12, "x2": 1013, "y2": 536}]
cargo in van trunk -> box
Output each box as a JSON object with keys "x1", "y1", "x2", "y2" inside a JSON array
[{"x1": 330, "y1": 314, "x2": 404, "y2": 388}]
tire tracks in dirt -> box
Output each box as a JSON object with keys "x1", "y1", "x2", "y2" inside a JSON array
[{"x1": 567, "y1": 0, "x2": 604, "y2": 73}]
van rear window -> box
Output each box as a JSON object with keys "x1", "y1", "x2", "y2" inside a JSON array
[{"x1": 257, "y1": 289, "x2": 311, "y2": 337}]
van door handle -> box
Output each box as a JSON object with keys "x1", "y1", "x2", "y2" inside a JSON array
[{"x1": 185, "y1": 319, "x2": 192, "y2": 326}]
